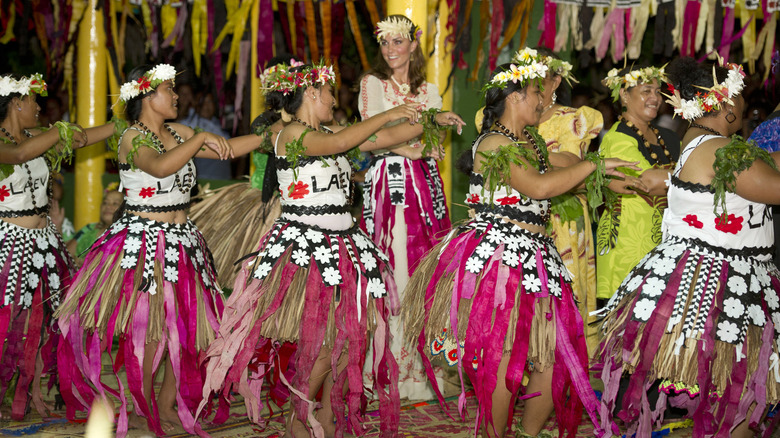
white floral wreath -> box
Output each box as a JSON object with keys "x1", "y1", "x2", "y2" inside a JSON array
[
  {"x1": 0, "y1": 73, "x2": 47, "y2": 97},
  {"x1": 374, "y1": 16, "x2": 421, "y2": 42},
  {"x1": 483, "y1": 48, "x2": 548, "y2": 93},
  {"x1": 119, "y1": 64, "x2": 177, "y2": 102},
  {"x1": 602, "y1": 66, "x2": 667, "y2": 102},
  {"x1": 665, "y1": 61, "x2": 746, "y2": 121}
]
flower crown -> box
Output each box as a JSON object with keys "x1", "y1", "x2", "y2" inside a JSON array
[
  {"x1": 119, "y1": 64, "x2": 176, "y2": 102},
  {"x1": 260, "y1": 60, "x2": 336, "y2": 96},
  {"x1": 0, "y1": 73, "x2": 48, "y2": 97},
  {"x1": 483, "y1": 48, "x2": 548, "y2": 93},
  {"x1": 375, "y1": 16, "x2": 422, "y2": 42},
  {"x1": 539, "y1": 56, "x2": 578, "y2": 85},
  {"x1": 602, "y1": 66, "x2": 667, "y2": 102},
  {"x1": 665, "y1": 61, "x2": 746, "y2": 121}
]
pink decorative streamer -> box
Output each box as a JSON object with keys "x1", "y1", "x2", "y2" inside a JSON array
[{"x1": 596, "y1": 8, "x2": 626, "y2": 62}]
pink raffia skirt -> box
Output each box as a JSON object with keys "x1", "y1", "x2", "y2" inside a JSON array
[
  {"x1": 55, "y1": 213, "x2": 223, "y2": 438},
  {"x1": 361, "y1": 155, "x2": 451, "y2": 275},
  {"x1": 0, "y1": 218, "x2": 73, "y2": 420},
  {"x1": 198, "y1": 219, "x2": 399, "y2": 437},
  {"x1": 403, "y1": 216, "x2": 614, "y2": 437},
  {"x1": 595, "y1": 235, "x2": 780, "y2": 438}
]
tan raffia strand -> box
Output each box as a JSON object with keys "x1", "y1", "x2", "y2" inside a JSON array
[
  {"x1": 190, "y1": 183, "x2": 281, "y2": 287},
  {"x1": 601, "y1": 269, "x2": 780, "y2": 404},
  {"x1": 239, "y1": 250, "x2": 378, "y2": 348},
  {"x1": 403, "y1": 238, "x2": 556, "y2": 372}
]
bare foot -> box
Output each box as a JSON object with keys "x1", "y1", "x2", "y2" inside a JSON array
[
  {"x1": 128, "y1": 410, "x2": 149, "y2": 430},
  {"x1": 285, "y1": 413, "x2": 311, "y2": 438},
  {"x1": 158, "y1": 407, "x2": 183, "y2": 435}
]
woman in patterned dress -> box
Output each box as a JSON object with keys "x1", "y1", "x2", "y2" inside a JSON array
[
  {"x1": 595, "y1": 65, "x2": 681, "y2": 306},
  {"x1": 198, "y1": 62, "x2": 463, "y2": 438},
  {"x1": 535, "y1": 51, "x2": 604, "y2": 353},
  {"x1": 596, "y1": 57, "x2": 780, "y2": 438},
  {"x1": 0, "y1": 73, "x2": 109, "y2": 420},
  {"x1": 404, "y1": 52, "x2": 636, "y2": 438},
  {"x1": 359, "y1": 14, "x2": 460, "y2": 401}
]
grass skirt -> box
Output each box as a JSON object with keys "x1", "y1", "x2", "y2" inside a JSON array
[
  {"x1": 190, "y1": 182, "x2": 280, "y2": 287},
  {"x1": 596, "y1": 234, "x2": 780, "y2": 437},
  {"x1": 403, "y1": 216, "x2": 612, "y2": 437},
  {"x1": 199, "y1": 219, "x2": 400, "y2": 437},
  {"x1": 55, "y1": 213, "x2": 223, "y2": 437},
  {"x1": 0, "y1": 218, "x2": 73, "y2": 419},
  {"x1": 361, "y1": 155, "x2": 451, "y2": 275}
]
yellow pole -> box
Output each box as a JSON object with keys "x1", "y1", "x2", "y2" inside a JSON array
[
  {"x1": 425, "y1": 0, "x2": 452, "y2": 209},
  {"x1": 74, "y1": 0, "x2": 107, "y2": 229},
  {"x1": 386, "y1": 0, "x2": 427, "y2": 54}
]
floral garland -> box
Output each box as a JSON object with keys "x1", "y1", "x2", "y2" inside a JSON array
[
  {"x1": 374, "y1": 16, "x2": 421, "y2": 42},
  {"x1": 482, "y1": 48, "x2": 548, "y2": 94},
  {"x1": 602, "y1": 66, "x2": 667, "y2": 102},
  {"x1": 711, "y1": 135, "x2": 776, "y2": 218},
  {"x1": 260, "y1": 60, "x2": 335, "y2": 96},
  {"x1": 664, "y1": 62, "x2": 746, "y2": 121},
  {"x1": 0, "y1": 73, "x2": 47, "y2": 97},
  {"x1": 540, "y1": 56, "x2": 578, "y2": 85},
  {"x1": 119, "y1": 64, "x2": 176, "y2": 102}
]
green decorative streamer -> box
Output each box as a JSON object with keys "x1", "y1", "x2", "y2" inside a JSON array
[
  {"x1": 250, "y1": 151, "x2": 268, "y2": 190},
  {"x1": 711, "y1": 135, "x2": 777, "y2": 218},
  {"x1": 283, "y1": 129, "x2": 310, "y2": 179},
  {"x1": 45, "y1": 121, "x2": 81, "y2": 173},
  {"x1": 420, "y1": 108, "x2": 454, "y2": 158},
  {"x1": 476, "y1": 142, "x2": 535, "y2": 205},
  {"x1": 106, "y1": 116, "x2": 129, "y2": 156}
]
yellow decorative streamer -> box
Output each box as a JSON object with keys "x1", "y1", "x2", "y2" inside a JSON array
[
  {"x1": 0, "y1": 2, "x2": 16, "y2": 44},
  {"x1": 304, "y1": 0, "x2": 319, "y2": 62},
  {"x1": 346, "y1": 0, "x2": 369, "y2": 71},
  {"x1": 191, "y1": 0, "x2": 207, "y2": 76},
  {"x1": 161, "y1": 3, "x2": 177, "y2": 45}
]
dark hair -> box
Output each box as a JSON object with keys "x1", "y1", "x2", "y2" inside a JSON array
[
  {"x1": 457, "y1": 64, "x2": 531, "y2": 174},
  {"x1": 265, "y1": 64, "x2": 327, "y2": 116},
  {"x1": 666, "y1": 57, "x2": 731, "y2": 119},
  {"x1": 535, "y1": 47, "x2": 571, "y2": 106},
  {"x1": 0, "y1": 74, "x2": 25, "y2": 123},
  {"x1": 364, "y1": 15, "x2": 426, "y2": 95},
  {"x1": 124, "y1": 64, "x2": 156, "y2": 121}
]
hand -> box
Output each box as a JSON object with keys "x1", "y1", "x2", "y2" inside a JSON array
[
  {"x1": 610, "y1": 175, "x2": 649, "y2": 194},
  {"x1": 72, "y1": 124, "x2": 88, "y2": 149},
  {"x1": 201, "y1": 132, "x2": 233, "y2": 159},
  {"x1": 603, "y1": 158, "x2": 641, "y2": 174},
  {"x1": 434, "y1": 111, "x2": 466, "y2": 135},
  {"x1": 385, "y1": 104, "x2": 421, "y2": 124}
]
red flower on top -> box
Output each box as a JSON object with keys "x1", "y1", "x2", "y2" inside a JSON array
[
  {"x1": 0, "y1": 185, "x2": 10, "y2": 202},
  {"x1": 496, "y1": 196, "x2": 519, "y2": 205},
  {"x1": 287, "y1": 181, "x2": 310, "y2": 199},
  {"x1": 666, "y1": 83, "x2": 676, "y2": 94},
  {"x1": 682, "y1": 214, "x2": 703, "y2": 229},
  {"x1": 714, "y1": 214, "x2": 743, "y2": 234},
  {"x1": 136, "y1": 76, "x2": 152, "y2": 93},
  {"x1": 139, "y1": 187, "x2": 156, "y2": 198},
  {"x1": 466, "y1": 193, "x2": 480, "y2": 204}
]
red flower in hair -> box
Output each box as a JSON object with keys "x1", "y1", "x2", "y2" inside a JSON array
[
  {"x1": 714, "y1": 214, "x2": 743, "y2": 234},
  {"x1": 666, "y1": 83, "x2": 676, "y2": 94},
  {"x1": 682, "y1": 214, "x2": 703, "y2": 229},
  {"x1": 136, "y1": 76, "x2": 152, "y2": 93}
]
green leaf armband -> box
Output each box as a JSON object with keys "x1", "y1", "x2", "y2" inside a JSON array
[
  {"x1": 582, "y1": 152, "x2": 610, "y2": 216},
  {"x1": 127, "y1": 130, "x2": 164, "y2": 170},
  {"x1": 107, "y1": 116, "x2": 130, "y2": 156},
  {"x1": 712, "y1": 135, "x2": 777, "y2": 217},
  {"x1": 420, "y1": 108, "x2": 454, "y2": 158},
  {"x1": 45, "y1": 121, "x2": 82, "y2": 173},
  {"x1": 0, "y1": 135, "x2": 15, "y2": 180},
  {"x1": 283, "y1": 129, "x2": 310, "y2": 179}
]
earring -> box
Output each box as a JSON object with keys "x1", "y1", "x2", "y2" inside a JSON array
[
  {"x1": 551, "y1": 91, "x2": 557, "y2": 105},
  {"x1": 725, "y1": 111, "x2": 736, "y2": 123},
  {"x1": 17, "y1": 106, "x2": 21, "y2": 111}
]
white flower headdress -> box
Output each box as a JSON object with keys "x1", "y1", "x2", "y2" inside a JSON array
[
  {"x1": 602, "y1": 65, "x2": 667, "y2": 102},
  {"x1": 260, "y1": 60, "x2": 335, "y2": 96},
  {"x1": 483, "y1": 48, "x2": 548, "y2": 94},
  {"x1": 375, "y1": 16, "x2": 421, "y2": 42},
  {"x1": 664, "y1": 60, "x2": 746, "y2": 121},
  {"x1": 119, "y1": 64, "x2": 177, "y2": 102},
  {"x1": 0, "y1": 73, "x2": 47, "y2": 97},
  {"x1": 538, "y1": 56, "x2": 578, "y2": 85}
]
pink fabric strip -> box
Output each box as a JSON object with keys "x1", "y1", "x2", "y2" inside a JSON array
[
  {"x1": 536, "y1": 0, "x2": 556, "y2": 50},
  {"x1": 596, "y1": 8, "x2": 626, "y2": 61},
  {"x1": 719, "y1": 6, "x2": 736, "y2": 60},
  {"x1": 681, "y1": 0, "x2": 701, "y2": 57},
  {"x1": 488, "y1": 0, "x2": 505, "y2": 71}
]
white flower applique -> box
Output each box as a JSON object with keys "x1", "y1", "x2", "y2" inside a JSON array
[
  {"x1": 722, "y1": 297, "x2": 745, "y2": 319},
  {"x1": 716, "y1": 320, "x2": 739, "y2": 343},
  {"x1": 322, "y1": 266, "x2": 341, "y2": 286},
  {"x1": 633, "y1": 298, "x2": 656, "y2": 321}
]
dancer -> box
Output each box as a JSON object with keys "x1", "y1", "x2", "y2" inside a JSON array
[
  {"x1": 55, "y1": 64, "x2": 237, "y2": 437},
  {"x1": 535, "y1": 50, "x2": 604, "y2": 353},
  {"x1": 595, "y1": 64, "x2": 681, "y2": 305},
  {"x1": 0, "y1": 72, "x2": 110, "y2": 420},
  {"x1": 597, "y1": 57, "x2": 780, "y2": 438},
  {"x1": 359, "y1": 14, "x2": 456, "y2": 400},
  {"x1": 403, "y1": 51, "x2": 635, "y2": 438},
  {"x1": 198, "y1": 61, "x2": 464, "y2": 438}
]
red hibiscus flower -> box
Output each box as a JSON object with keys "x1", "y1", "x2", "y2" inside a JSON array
[
  {"x1": 139, "y1": 187, "x2": 156, "y2": 198},
  {"x1": 682, "y1": 214, "x2": 703, "y2": 229},
  {"x1": 666, "y1": 83, "x2": 676, "y2": 94},
  {"x1": 0, "y1": 185, "x2": 9, "y2": 202},
  {"x1": 136, "y1": 76, "x2": 152, "y2": 93},
  {"x1": 287, "y1": 181, "x2": 310, "y2": 199},
  {"x1": 496, "y1": 196, "x2": 519, "y2": 205},
  {"x1": 466, "y1": 193, "x2": 480, "y2": 204},
  {"x1": 714, "y1": 214, "x2": 743, "y2": 234}
]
